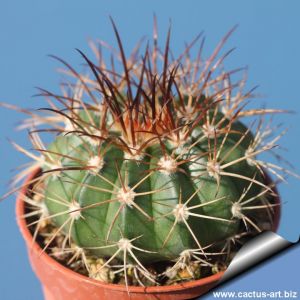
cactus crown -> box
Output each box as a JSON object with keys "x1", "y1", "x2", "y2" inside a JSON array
[{"x1": 6, "y1": 19, "x2": 297, "y2": 286}]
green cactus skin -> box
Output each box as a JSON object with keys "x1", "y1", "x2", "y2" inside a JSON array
[{"x1": 43, "y1": 109, "x2": 265, "y2": 264}]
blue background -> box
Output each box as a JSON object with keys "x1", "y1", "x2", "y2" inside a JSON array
[{"x1": 0, "y1": 1, "x2": 299, "y2": 299}]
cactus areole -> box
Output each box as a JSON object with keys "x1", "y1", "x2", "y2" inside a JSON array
[{"x1": 10, "y1": 20, "x2": 288, "y2": 287}]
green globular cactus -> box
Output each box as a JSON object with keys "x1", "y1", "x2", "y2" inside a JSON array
[
  {"x1": 44, "y1": 110, "x2": 259, "y2": 265},
  {"x1": 9, "y1": 20, "x2": 294, "y2": 285}
]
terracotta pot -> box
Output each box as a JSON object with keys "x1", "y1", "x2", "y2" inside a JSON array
[{"x1": 16, "y1": 170, "x2": 280, "y2": 300}]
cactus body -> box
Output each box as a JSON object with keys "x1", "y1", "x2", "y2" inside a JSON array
[
  {"x1": 9, "y1": 22, "x2": 286, "y2": 284},
  {"x1": 44, "y1": 109, "x2": 263, "y2": 264}
]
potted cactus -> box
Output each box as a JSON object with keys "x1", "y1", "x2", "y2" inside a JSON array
[{"x1": 4, "y1": 19, "x2": 294, "y2": 299}]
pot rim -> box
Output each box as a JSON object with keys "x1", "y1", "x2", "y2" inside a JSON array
[{"x1": 16, "y1": 168, "x2": 279, "y2": 294}]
